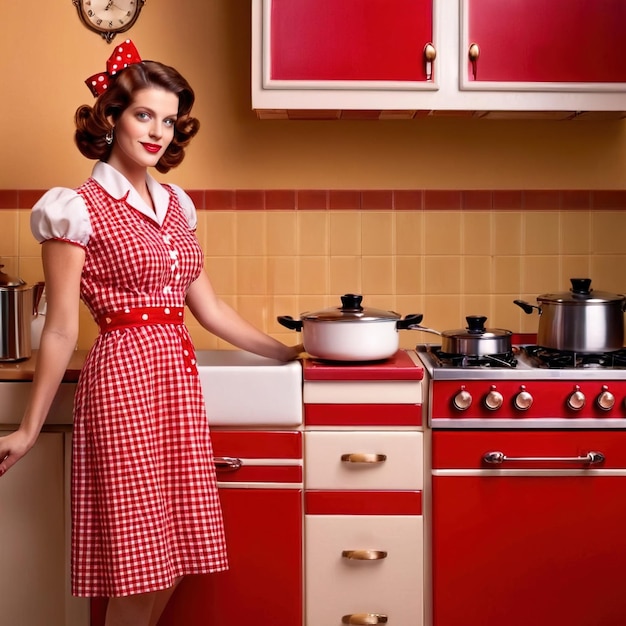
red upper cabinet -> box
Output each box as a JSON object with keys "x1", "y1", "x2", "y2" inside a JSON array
[
  {"x1": 462, "y1": 0, "x2": 626, "y2": 87},
  {"x1": 265, "y1": 0, "x2": 436, "y2": 88},
  {"x1": 252, "y1": 0, "x2": 626, "y2": 115}
]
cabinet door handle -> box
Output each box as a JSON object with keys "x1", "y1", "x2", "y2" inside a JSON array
[
  {"x1": 341, "y1": 550, "x2": 388, "y2": 561},
  {"x1": 423, "y1": 42, "x2": 436, "y2": 80},
  {"x1": 342, "y1": 614, "x2": 388, "y2": 625},
  {"x1": 468, "y1": 42, "x2": 480, "y2": 79},
  {"x1": 483, "y1": 451, "x2": 605, "y2": 465},
  {"x1": 341, "y1": 453, "x2": 387, "y2": 464},
  {"x1": 213, "y1": 456, "x2": 243, "y2": 472}
]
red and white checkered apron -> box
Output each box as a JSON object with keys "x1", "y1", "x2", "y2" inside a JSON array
[{"x1": 70, "y1": 179, "x2": 227, "y2": 598}]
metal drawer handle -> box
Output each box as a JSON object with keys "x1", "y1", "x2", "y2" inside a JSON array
[
  {"x1": 483, "y1": 451, "x2": 605, "y2": 465},
  {"x1": 213, "y1": 456, "x2": 243, "y2": 471},
  {"x1": 341, "y1": 453, "x2": 387, "y2": 464},
  {"x1": 342, "y1": 614, "x2": 388, "y2": 625},
  {"x1": 341, "y1": 550, "x2": 388, "y2": 561}
]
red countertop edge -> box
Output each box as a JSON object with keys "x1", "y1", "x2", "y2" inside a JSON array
[{"x1": 303, "y1": 349, "x2": 424, "y2": 381}]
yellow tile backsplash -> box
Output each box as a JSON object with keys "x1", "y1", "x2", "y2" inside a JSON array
[{"x1": 3, "y1": 196, "x2": 626, "y2": 351}]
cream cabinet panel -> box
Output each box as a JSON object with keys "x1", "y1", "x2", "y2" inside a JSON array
[
  {"x1": 305, "y1": 515, "x2": 424, "y2": 625},
  {"x1": 0, "y1": 431, "x2": 89, "y2": 626},
  {"x1": 305, "y1": 431, "x2": 423, "y2": 490},
  {"x1": 0, "y1": 432, "x2": 65, "y2": 625}
]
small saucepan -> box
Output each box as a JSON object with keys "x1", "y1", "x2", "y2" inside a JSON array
[
  {"x1": 277, "y1": 294, "x2": 422, "y2": 362},
  {"x1": 409, "y1": 315, "x2": 513, "y2": 356}
]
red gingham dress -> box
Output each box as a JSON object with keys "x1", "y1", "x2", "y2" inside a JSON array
[{"x1": 47, "y1": 176, "x2": 228, "y2": 597}]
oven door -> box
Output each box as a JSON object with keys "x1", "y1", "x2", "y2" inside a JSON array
[{"x1": 431, "y1": 430, "x2": 626, "y2": 626}]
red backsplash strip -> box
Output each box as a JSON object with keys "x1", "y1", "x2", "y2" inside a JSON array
[
  {"x1": 592, "y1": 190, "x2": 626, "y2": 209},
  {"x1": 0, "y1": 189, "x2": 19, "y2": 208},
  {"x1": 424, "y1": 190, "x2": 462, "y2": 210},
  {"x1": 395, "y1": 190, "x2": 424, "y2": 211},
  {"x1": 329, "y1": 190, "x2": 361, "y2": 210},
  {"x1": 361, "y1": 189, "x2": 394, "y2": 210},
  {"x1": 461, "y1": 190, "x2": 492, "y2": 210},
  {"x1": 1, "y1": 189, "x2": 624, "y2": 211},
  {"x1": 493, "y1": 190, "x2": 524, "y2": 210}
]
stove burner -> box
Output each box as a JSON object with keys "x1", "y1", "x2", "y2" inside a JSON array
[
  {"x1": 426, "y1": 346, "x2": 517, "y2": 368},
  {"x1": 523, "y1": 345, "x2": 626, "y2": 369}
]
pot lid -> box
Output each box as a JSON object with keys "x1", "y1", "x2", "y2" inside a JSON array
[
  {"x1": 441, "y1": 315, "x2": 512, "y2": 339},
  {"x1": 301, "y1": 294, "x2": 401, "y2": 322},
  {"x1": 538, "y1": 278, "x2": 625, "y2": 304},
  {"x1": 0, "y1": 264, "x2": 26, "y2": 288}
]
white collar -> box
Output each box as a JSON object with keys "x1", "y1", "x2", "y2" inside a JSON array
[{"x1": 91, "y1": 161, "x2": 170, "y2": 225}]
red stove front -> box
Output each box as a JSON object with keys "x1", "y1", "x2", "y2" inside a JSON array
[
  {"x1": 419, "y1": 344, "x2": 626, "y2": 429},
  {"x1": 416, "y1": 343, "x2": 626, "y2": 626}
]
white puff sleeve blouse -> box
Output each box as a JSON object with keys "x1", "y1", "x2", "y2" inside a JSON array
[{"x1": 31, "y1": 187, "x2": 93, "y2": 248}]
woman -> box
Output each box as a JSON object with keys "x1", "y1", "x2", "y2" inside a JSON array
[{"x1": 0, "y1": 40, "x2": 301, "y2": 626}]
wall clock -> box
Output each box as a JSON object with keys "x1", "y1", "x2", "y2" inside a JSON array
[{"x1": 72, "y1": 0, "x2": 146, "y2": 43}]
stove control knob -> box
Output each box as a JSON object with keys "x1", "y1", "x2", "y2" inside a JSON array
[
  {"x1": 453, "y1": 385, "x2": 473, "y2": 411},
  {"x1": 596, "y1": 385, "x2": 615, "y2": 411},
  {"x1": 514, "y1": 385, "x2": 533, "y2": 411},
  {"x1": 484, "y1": 385, "x2": 503, "y2": 411},
  {"x1": 567, "y1": 385, "x2": 586, "y2": 411}
]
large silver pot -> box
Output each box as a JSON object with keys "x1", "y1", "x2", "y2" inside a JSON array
[
  {"x1": 514, "y1": 278, "x2": 626, "y2": 353},
  {"x1": 277, "y1": 294, "x2": 422, "y2": 362},
  {"x1": 0, "y1": 265, "x2": 34, "y2": 361}
]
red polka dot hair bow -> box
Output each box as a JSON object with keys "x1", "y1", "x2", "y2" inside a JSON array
[{"x1": 85, "y1": 39, "x2": 142, "y2": 97}]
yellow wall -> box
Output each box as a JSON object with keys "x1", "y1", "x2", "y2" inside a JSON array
[
  {"x1": 2, "y1": 1, "x2": 626, "y2": 351},
  {"x1": 2, "y1": 0, "x2": 625, "y2": 190}
]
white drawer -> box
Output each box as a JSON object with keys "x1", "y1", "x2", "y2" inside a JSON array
[
  {"x1": 305, "y1": 515, "x2": 423, "y2": 626},
  {"x1": 304, "y1": 379, "x2": 423, "y2": 404},
  {"x1": 305, "y1": 431, "x2": 423, "y2": 490}
]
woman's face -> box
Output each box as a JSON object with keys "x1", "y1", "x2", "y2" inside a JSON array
[{"x1": 107, "y1": 87, "x2": 179, "y2": 175}]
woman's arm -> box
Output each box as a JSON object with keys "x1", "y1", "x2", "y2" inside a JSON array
[
  {"x1": 0, "y1": 240, "x2": 84, "y2": 477},
  {"x1": 185, "y1": 270, "x2": 302, "y2": 362}
]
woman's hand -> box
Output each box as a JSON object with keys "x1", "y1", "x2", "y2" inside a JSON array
[
  {"x1": 0, "y1": 429, "x2": 34, "y2": 477},
  {"x1": 285, "y1": 343, "x2": 306, "y2": 361}
]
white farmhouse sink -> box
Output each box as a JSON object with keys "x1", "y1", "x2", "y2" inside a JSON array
[{"x1": 196, "y1": 350, "x2": 303, "y2": 426}]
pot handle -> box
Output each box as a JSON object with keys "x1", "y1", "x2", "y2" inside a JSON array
[
  {"x1": 406, "y1": 323, "x2": 442, "y2": 336},
  {"x1": 396, "y1": 313, "x2": 423, "y2": 330},
  {"x1": 513, "y1": 299, "x2": 541, "y2": 315},
  {"x1": 277, "y1": 315, "x2": 303, "y2": 331}
]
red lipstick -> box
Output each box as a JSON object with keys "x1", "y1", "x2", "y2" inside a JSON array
[{"x1": 142, "y1": 143, "x2": 162, "y2": 153}]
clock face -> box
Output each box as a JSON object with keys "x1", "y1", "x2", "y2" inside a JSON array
[{"x1": 74, "y1": 0, "x2": 145, "y2": 42}]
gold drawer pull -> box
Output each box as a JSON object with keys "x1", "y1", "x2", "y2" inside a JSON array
[
  {"x1": 342, "y1": 614, "x2": 388, "y2": 625},
  {"x1": 341, "y1": 453, "x2": 387, "y2": 464},
  {"x1": 342, "y1": 550, "x2": 388, "y2": 561}
]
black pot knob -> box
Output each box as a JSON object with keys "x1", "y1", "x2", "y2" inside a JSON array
[
  {"x1": 570, "y1": 278, "x2": 592, "y2": 295},
  {"x1": 340, "y1": 294, "x2": 364, "y2": 311},
  {"x1": 466, "y1": 315, "x2": 487, "y2": 335}
]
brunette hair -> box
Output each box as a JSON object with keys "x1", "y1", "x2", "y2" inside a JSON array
[{"x1": 74, "y1": 61, "x2": 200, "y2": 173}]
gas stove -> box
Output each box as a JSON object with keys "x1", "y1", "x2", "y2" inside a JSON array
[{"x1": 416, "y1": 344, "x2": 626, "y2": 428}]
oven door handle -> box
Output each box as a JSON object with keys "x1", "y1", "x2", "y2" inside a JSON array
[{"x1": 483, "y1": 451, "x2": 605, "y2": 465}]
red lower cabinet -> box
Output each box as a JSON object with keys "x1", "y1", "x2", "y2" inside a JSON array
[
  {"x1": 158, "y1": 487, "x2": 303, "y2": 626},
  {"x1": 432, "y1": 430, "x2": 626, "y2": 626},
  {"x1": 91, "y1": 430, "x2": 304, "y2": 626}
]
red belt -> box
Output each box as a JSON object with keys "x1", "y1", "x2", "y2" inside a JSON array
[{"x1": 98, "y1": 306, "x2": 197, "y2": 374}]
